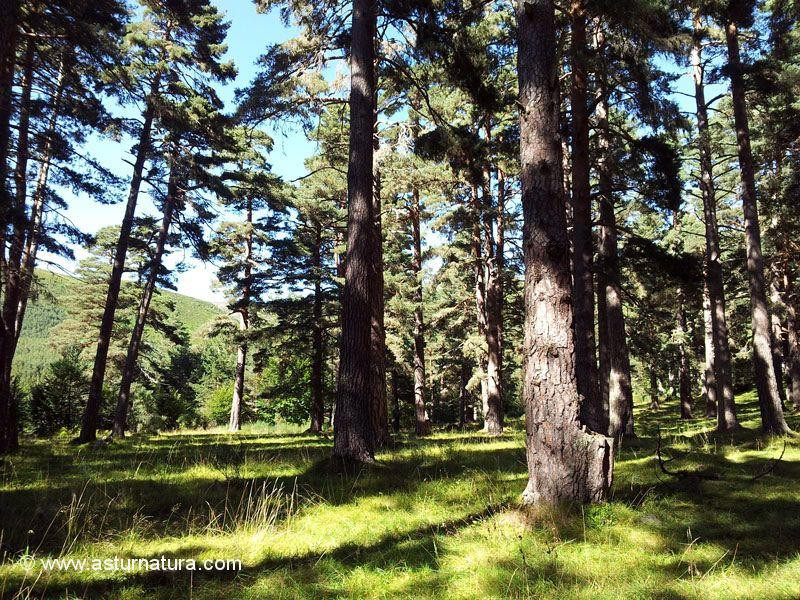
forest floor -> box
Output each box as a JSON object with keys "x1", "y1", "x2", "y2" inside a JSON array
[{"x1": 0, "y1": 391, "x2": 799, "y2": 599}]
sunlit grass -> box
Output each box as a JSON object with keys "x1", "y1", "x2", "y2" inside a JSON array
[{"x1": 0, "y1": 391, "x2": 798, "y2": 598}]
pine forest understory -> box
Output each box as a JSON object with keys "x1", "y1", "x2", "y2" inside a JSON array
[{"x1": 1, "y1": 0, "x2": 800, "y2": 598}]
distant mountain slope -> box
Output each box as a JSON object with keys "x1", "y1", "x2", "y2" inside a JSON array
[{"x1": 13, "y1": 269, "x2": 224, "y2": 385}]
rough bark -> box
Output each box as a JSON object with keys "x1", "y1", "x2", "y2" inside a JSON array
[
  {"x1": 725, "y1": 20, "x2": 789, "y2": 434},
  {"x1": 78, "y1": 75, "x2": 161, "y2": 443},
  {"x1": 770, "y1": 278, "x2": 787, "y2": 407},
  {"x1": 391, "y1": 369, "x2": 400, "y2": 433},
  {"x1": 332, "y1": 0, "x2": 377, "y2": 463},
  {"x1": 471, "y1": 182, "x2": 490, "y2": 420},
  {"x1": 113, "y1": 158, "x2": 180, "y2": 438},
  {"x1": 569, "y1": 0, "x2": 603, "y2": 433},
  {"x1": 649, "y1": 368, "x2": 659, "y2": 409},
  {"x1": 310, "y1": 220, "x2": 325, "y2": 434},
  {"x1": 677, "y1": 289, "x2": 693, "y2": 420},
  {"x1": 0, "y1": 0, "x2": 19, "y2": 228},
  {"x1": 517, "y1": 0, "x2": 614, "y2": 505}
]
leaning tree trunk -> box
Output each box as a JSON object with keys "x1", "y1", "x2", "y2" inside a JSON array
[
  {"x1": 78, "y1": 75, "x2": 161, "y2": 444},
  {"x1": 569, "y1": 0, "x2": 604, "y2": 433},
  {"x1": 113, "y1": 156, "x2": 180, "y2": 438},
  {"x1": 14, "y1": 54, "x2": 67, "y2": 346},
  {"x1": 410, "y1": 180, "x2": 431, "y2": 435},
  {"x1": 0, "y1": 37, "x2": 33, "y2": 453},
  {"x1": 332, "y1": 0, "x2": 377, "y2": 463},
  {"x1": 725, "y1": 19, "x2": 789, "y2": 434},
  {"x1": 517, "y1": 0, "x2": 614, "y2": 505},
  {"x1": 481, "y1": 127, "x2": 503, "y2": 435},
  {"x1": 310, "y1": 220, "x2": 326, "y2": 433},
  {"x1": 693, "y1": 13, "x2": 738, "y2": 429},
  {"x1": 677, "y1": 289, "x2": 693, "y2": 420}
]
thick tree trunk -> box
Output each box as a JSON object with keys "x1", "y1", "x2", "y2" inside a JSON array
[
  {"x1": 677, "y1": 289, "x2": 693, "y2": 419},
  {"x1": 0, "y1": 0, "x2": 19, "y2": 228},
  {"x1": 113, "y1": 156, "x2": 180, "y2": 438},
  {"x1": 569, "y1": 0, "x2": 603, "y2": 433},
  {"x1": 702, "y1": 280, "x2": 718, "y2": 418},
  {"x1": 332, "y1": 0, "x2": 377, "y2": 463},
  {"x1": 725, "y1": 20, "x2": 789, "y2": 434},
  {"x1": 310, "y1": 221, "x2": 325, "y2": 434},
  {"x1": 517, "y1": 0, "x2": 613, "y2": 505},
  {"x1": 410, "y1": 181, "x2": 430, "y2": 435},
  {"x1": 78, "y1": 77, "x2": 161, "y2": 444},
  {"x1": 693, "y1": 15, "x2": 738, "y2": 429}
]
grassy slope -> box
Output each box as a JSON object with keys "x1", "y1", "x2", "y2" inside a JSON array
[
  {"x1": 0, "y1": 393, "x2": 799, "y2": 599},
  {"x1": 13, "y1": 269, "x2": 222, "y2": 383}
]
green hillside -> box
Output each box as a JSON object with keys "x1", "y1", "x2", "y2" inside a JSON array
[{"x1": 13, "y1": 269, "x2": 223, "y2": 385}]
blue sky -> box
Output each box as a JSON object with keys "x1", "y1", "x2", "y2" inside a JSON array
[{"x1": 43, "y1": 1, "x2": 313, "y2": 304}]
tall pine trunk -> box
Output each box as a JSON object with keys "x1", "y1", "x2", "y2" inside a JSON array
[
  {"x1": 725, "y1": 19, "x2": 789, "y2": 434},
  {"x1": 113, "y1": 154, "x2": 180, "y2": 437},
  {"x1": 770, "y1": 278, "x2": 787, "y2": 406},
  {"x1": 15, "y1": 54, "x2": 67, "y2": 346},
  {"x1": 702, "y1": 280, "x2": 718, "y2": 418},
  {"x1": 0, "y1": 37, "x2": 33, "y2": 453},
  {"x1": 595, "y1": 40, "x2": 634, "y2": 439},
  {"x1": 471, "y1": 182, "x2": 490, "y2": 420},
  {"x1": 230, "y1": 197, "x2": 254, "y2": 433},
  {"x1": 693, "y1": 13, "x2": 738, "y2": 429},
  {"x1": 784, "y1": 268, "x2": 800, "y2": 410},
  {"x1": 677, "y1": 289, "x2": 693, "y2": 419},
  {"x1": 517, "y1": 0, "x2": 613, "y2": 505},
  {"x1": 332, "y1": 0, "x2": 377, "y2": 463},
  {"x1": 310, "y1": 220, "x2": 325, "y2": 433},
  {"x1": 78, "y1": 75, "x2": 161, "y2": 443},
  {"x1": 569, "y1": 0, "x2": 603, "y2": 433},
  {"x1": 410, "y1": 179, "x2": 430, "y2": 435},
  {"x1": 370, "y1": 156, "x2": 390, "y2": 446},
  {"x1": 482, "y1": 127, "x2": 503, "y2": 434}
]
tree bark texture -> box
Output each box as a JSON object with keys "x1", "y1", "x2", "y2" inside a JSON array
[
  {"x1": 310, "y1": 220, "x2": 325, "y2": 433},
  {"x1": 517, "y1": 0, "x2": 613, "y2": 505}
]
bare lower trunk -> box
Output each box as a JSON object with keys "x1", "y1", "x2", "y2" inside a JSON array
[
  {"x1": 113, "y1": 155, "x2": 179, "y2": 438},
  {"x1": 725, "y1": 20, "x2": 789, "y2": 434},
  {"x1": 770, "y1": 278, "x2": 787, "y2": 407},
  {"x1": 391, "y1": 370, "x2": 400, "y2": 433},
  {"x1": 677, "y1": 290, "x2": 693, "y2": 419},
  {"x1": 595, "y1": 40, "x2": 633, "y2": 439},
  {"x1": 785, "y1": 269, "x2": 800, "y2": 410},
  {"x1": 702, "y1": 280, "x2": 718, "y2": 418},
  {"x1": 482, "y1": 166, "x2": 503, "y2": 435},
  {"x1": 310, "y1": 221, "x2": 325, "y2": 434},
  {"x1": 649, "y1": 368, "x2": 659, "y2": 409},
  {"x1": 569, "y1": 0, "x2": 603, "y2": 433},
  {"x1": 332, "y1": 0, "x2": 377, "y2": 463},
  {"x1": 471, "y1": 182, "x2": 490, "y2": 424},
  {"x1": 78, "y1": 76, "x2": 161, "y2": 444},
  {"x1": 517, "y1": 0, "x2": 613, "y2": 505},
  {"x1": 370, "y1": 164, "x2": 390, "y2": 446},
  {"x1": 693, "y1": 14, "x2": 737, "y2": 430},
  {"x1": 229, "y1": 343, "x2": 246, "y2": 431}
]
